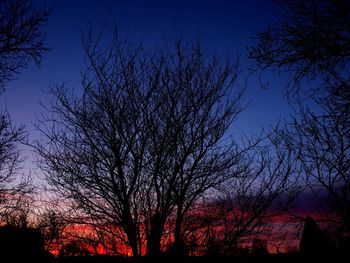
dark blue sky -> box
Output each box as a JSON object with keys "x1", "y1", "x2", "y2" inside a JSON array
[{"x1": 1, "y1": 0, "x2": 292, "y2": 173}]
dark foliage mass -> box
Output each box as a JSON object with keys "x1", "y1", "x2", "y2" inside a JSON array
[
  {"x1": 299, "y1": 217, "x2": 336, "y2": 255},
  {"x1": 0, "y1": 226, "x2": 47, "y2": 258}
]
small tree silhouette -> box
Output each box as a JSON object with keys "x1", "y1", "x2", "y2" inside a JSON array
[
  {"x1": 299, "y1": 216, "x2": 335, "y2": 255},
  {"x1": 251, "y1": 238, "x2": 268, "y2": 256}
]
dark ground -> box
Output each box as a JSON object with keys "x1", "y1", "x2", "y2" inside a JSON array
[{"x1": 7, "y1": 254, "x2": 343, "y2": 263}]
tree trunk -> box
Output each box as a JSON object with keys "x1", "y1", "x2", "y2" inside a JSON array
[
  {"x1": 125, "y1": 222, "x2": 139, "y2": 256},
  {"x1": 122, "y1": 209, "x2": 139, "y2": 257},
  {"x1": 146, "y1": 214, "x2": 164, "y2": 256},
  {"x1": 173, "y1": 205, "x2": 186, "y2": 256}
]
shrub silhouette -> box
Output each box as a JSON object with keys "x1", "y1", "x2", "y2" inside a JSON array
[
  {"x1": 299, "y1": 216, "x2": 336, "y2": 255},
  {"x1": 0, "y1": 226, "x2": 47, "y2": 258}
]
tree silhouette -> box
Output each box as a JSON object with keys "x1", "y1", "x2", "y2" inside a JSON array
[
  {"x1": 299, "y1": 216, "x2": 335, "y2": 255},
  {"x1": 176, "y1": 133, "x2": 299, "y2": 256},
  {"x1": 216, "y1": 135, "x2": 299, "y2": 255},
  {"x1": 289, "y1": 98, "x2": 350, "y2": 233},
  {"x1": 35, "y1": 27, "x2": 246, "y2": 256},
  {"x1": 37, "y1": 209, "x2": 67, "y2": 254},
  {"x1": 249, "y1": 0, "x2": 350, "y2": 246},
  {"x1": 249, "y1": 0, "x2": 350, "y2": 101},
  {"x1": 0, "y1": 0, "x2": 49, "y2": 225},
  {"x1": 0, "y1": 110, "x2": 32, "y2": 223},
  {"x1": 251, "y1": 238, "x2": 268, "y2": 256},
  {"x1": 0, "y1": 0, "x2": 50, "y2": 93}
]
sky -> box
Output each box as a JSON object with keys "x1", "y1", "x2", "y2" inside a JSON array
[{"x1": 1, "y1": 0, "x2": 292, "y2": 176}]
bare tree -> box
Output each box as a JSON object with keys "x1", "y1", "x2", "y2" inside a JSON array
[
  {"x1": 0, "y1": 110, "x2": 33, "y2": 223},
  {"x1": 0, "y1": 0, "x2": 50, "y2": 93},
  {"x1": 248, "y1": 0, "x2": 350, "y2": 101},
  {"x1": 289, "y1": 98, "x2": 350, "y2": 235},
  {"x1": 175, "y1": 133, "x2": 300, "y2": 255},
  {"x1": 139, "y1": 41, "x2": 245, "y2": 256},
  {"x1": 249, "y1": 0, "x2": 350, "y2": 243},
  {"x1": 37, "y1": 208, "x2": 67, "y2": 254},
  {"x1": 35, "y1": 27, "x2": 246, "y2": 256},
  {"x1": 215, "y1": 133, "x2": 299, "y2": 255},
  {"x1": 0, "y1": 0, "x2": 50, "y2": 225},
  {"x1": 2, "y1": 189, "x2": 35, "y2": 228}
]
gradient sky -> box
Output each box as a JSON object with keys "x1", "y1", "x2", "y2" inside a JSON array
[{"x1": 1, "y1": 0, "x2": 292, "y2": 175}]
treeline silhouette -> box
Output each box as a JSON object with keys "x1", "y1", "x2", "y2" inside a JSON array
[{"x1": 0, "y1": 0, "x2": 349, "y2": 259}]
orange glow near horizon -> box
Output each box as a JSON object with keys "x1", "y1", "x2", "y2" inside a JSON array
[{"x1": 44, "y1": 211, "x2": 336, "y2": 257}]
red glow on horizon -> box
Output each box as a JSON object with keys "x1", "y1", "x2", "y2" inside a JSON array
[{"x1": 44, "y1": 211, "x2": 336, "y2": 257}]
